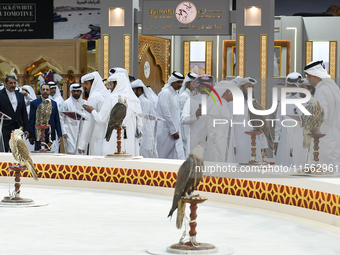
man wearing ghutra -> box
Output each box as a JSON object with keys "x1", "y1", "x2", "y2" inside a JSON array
[
  {"x1": 83, "y1": 71, "x2": 143, "y2": 156},
  {"x1": 204, "y1": 80, "x2": 235, "y2": 162},
  {"x1": 156, "y1": 71, "x2": 185, "y2": 159},
  {"x1": 274, "y1": 72, "x2": 307, "y2": 167},
  {"x1": 131, "y1": 79, "x2": 158, "y2": 158},
  {"x1": 304, "y1": 60, "x2": 340, "y2": 166},
  {"x1": 180, "y1": 74, "x2": 212, "y2": 156},
  {"x1": 48, "y1": 81, "x2": 64, "y2": 152},
  {"x1": 20, "y1": 85, "x2": 36, "y2": 152},
  {"x1": 63, "y1": 83, "x2": 86, "y2": 154},
  {"x1": 78, "y1": 71, "x2": 110, "y2": 155},
  {"x1": 231, "y1": 76, "x2": 268, "y2": 163},
  {"x1": 178, "y1": 71, "x2": 198, "y2": 155}
]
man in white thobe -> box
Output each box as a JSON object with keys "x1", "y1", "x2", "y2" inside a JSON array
[
  {"x1": 204, "y1": 80, "x2": 235, "y2": 163},
  {"x1": 131, "y1": 79, "x2": 158, "y2": 158},
  {"x1": 274, "y1": 72, "x2": 307, "y2": 167},
  {"x1": 147, "y1": 86, "x2": 158, "y2": 112},
  {"x1": 231, "y1": 76, "x2": 267, "y2": 163},
  {"x1": 180, "y1": 74, "x2": 213, "y2": 156},
  {"x1": 178, "y1": 71, "x2": 198, "y2": 155},
  {"x1": 48, "y1": 81, "x2": 64, "y2": 152},
  {"x1": 156, "y1": 71, "x2": 185, "y2": 159},
  {"x1": 20, "y1": 85, "x2": 36, "y2": 152},
  {"x1": 62, "y1": 83, "x2": 86, "y2": 154},
  {"x1": 83, "y1": 72, "x2": 143, "y2": 156},
  {"x1": 304, "y1": 60, "x2": 340, "y2": 167},
  {"x1": 78, "y1": 71, "x2": 110, "y2": 155}
]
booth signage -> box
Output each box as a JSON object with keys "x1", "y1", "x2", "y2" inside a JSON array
[
  {"x1": 142, "y1": 0, "x2": 230, "y2": 35},
  {"x1": 0, "y1": 0, "x2": 53, "y2": 39}
]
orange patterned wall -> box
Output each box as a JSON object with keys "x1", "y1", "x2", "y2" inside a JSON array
[{"x1": 1, "y1": 162, "x2": 339, "y2": 216}]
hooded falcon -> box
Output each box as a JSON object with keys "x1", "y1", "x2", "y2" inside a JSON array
[
  {"x1": 301, "y1": 97, "x2": 324, "y2": 149},
  {"x1": 9, "y1": 129, "x2": 39, "y2": 181},
  {"x1": 105, "y1": 96, "x2": 127, "y2": 141},
  {"x1": 168, "y1": 144, "x2": 204, "y2": 229},
  {"x1": 248, "y1": 98, "x2": 275, "y2": 152},
  {"x1": 35, "y1": 98, "x2": 52, "y2": 141}
]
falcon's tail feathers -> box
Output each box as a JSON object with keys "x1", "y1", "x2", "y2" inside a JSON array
[
  {"x1": 105, "y1": 127, "x2": 113, "y2": 142},
  {"x1": 303, "y1": 130, "x2": 312, "y2": 149},
  {"x1": 176, "y1": 199, "x2": 186, "y2": 229},
  {"x1": 28, "y1": 161, "x2": 39, "y2": 182}
]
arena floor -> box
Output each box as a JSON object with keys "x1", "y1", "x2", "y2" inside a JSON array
[{"x1": 0, "y1": 183, "x2": 340, "y2": 255}]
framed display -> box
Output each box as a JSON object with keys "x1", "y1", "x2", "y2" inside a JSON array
[
  {"x1": 305, "y1": 40, "x2": 337, "y2": 78},
  {"x1": 183, "y1": 40, "x2": 213, "y2": 76},
  {"x1": 222, "y1": 40, "x2": 291, "y2": 79}
]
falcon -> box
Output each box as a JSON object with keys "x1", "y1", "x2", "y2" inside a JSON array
[
  {"x1": 9, "y1": 129, "x2": 39, "y2": 181},
  {"x1": 35, "y1": 98, "x2": 52, "y2": 141},
  {"x1": 168, "y1": 144, "x2": 204, "y2": 229},
  {"x1": 105, "y1": 96, "x2": 127, "y2": 141},
  {"x1": 248, "y1": 99, "x2": 275, "y2": 152},
  {"x1": 301, "y1": 97, "x2": 324, "y2": 149}
]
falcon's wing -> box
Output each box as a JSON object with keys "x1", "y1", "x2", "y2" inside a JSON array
[
  {"x1": 16, "y1": 139, "x2": 33, "y2": 163},
  {"x1": 168, "y1": 156, "x2": 193, "y2": 217},
  {"x1": 17, "y1": 139, "x2": 38, "y2": 181},
  {"x1": 108, "y1": 104, "x2": 127, "y2": 129}
]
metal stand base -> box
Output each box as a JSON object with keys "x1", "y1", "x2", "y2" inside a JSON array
[
  {"x1": 105, "y1": 153, "x2": 133, "y2": 159},
  {"x1": 1, "y1": 196, "x2": 34, "y2": 205},
  {"x1": 167, "y1": 243, "x2": 218, "y2": 254}
]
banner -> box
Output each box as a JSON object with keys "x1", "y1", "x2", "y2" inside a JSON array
[
  {"x1": 0, "y1": 0, "x2": 53, "y2": 39},
  {"x1": 142, "y1": 0, "x2": 230, "y2": 35}
]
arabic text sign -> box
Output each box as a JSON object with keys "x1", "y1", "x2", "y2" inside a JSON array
[
  {"x1": 142, "y1": 0, "x2": 230, "y2": 35},
  {"x1": 0, "y1": 4, "x2": 36, "y2": 22},
  {"x1": 0, "y1": 0, "x2": 53, "y2": 39}
]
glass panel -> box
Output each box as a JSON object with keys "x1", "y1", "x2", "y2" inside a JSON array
[
  {"x1": 312, "y1": 41, "x2": 329, "y2": 71},
  {"x1": 190, "y1": 41, "x2": 206, "y2": 62}
]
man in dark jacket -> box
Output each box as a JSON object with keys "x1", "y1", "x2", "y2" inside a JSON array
[
  {"x1": 0, "y1": 75, "x2": 29, "y2": 152},
  {"x1": 29, "y1": 83, "x2": 62, "y2": 151}
]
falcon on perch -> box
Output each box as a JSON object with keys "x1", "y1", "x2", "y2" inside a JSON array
[
  {"x1": 35, "y1": 98, "x2": 52, "y2": 141},
  {"x1": 9, "y1": 129, "x2": 39, "y2": 181},
  {"x1": 248, "y1": 98, "x2": 275, "y2": 152},
  {"x1": 168, "y1": 144, "x2": 204, "y2": 229},
  {"x1": 105, "y1": 96, "x2": 127, "y2": 142},
  {"x1": 301, "y1": 97, "x2": 324, "y2": 149}
]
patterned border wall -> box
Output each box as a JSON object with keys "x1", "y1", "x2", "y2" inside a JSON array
[{"x1": 1, "y1": 162, "x2": 339, "y2": 216}]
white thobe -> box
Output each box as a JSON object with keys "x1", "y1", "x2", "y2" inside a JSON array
[
  {"x1": 63, "y1": 96, "x2": 86, "y2": 154},
  {"x1": 49, "y1": 95, "x2": 64, "y2": 152},
  {"x1": 139, "y1": 94, "x2": 158, "y2": 158},
  {"x1": 91, "y1": 93, "x2": 143, "y2": 156},
  {"x1": 314, "y1": 80, "x2": 340, "y2": 166},
  {"x1": 275, "y1": 94, "x2": 307, "y2": 166},
  {"x1": 204, "y1": 98, "x2": 234, "y2": 163},
  {"x1": 156, "y1": 86, "x2": 185, "y2": 159},
  {"x1": 180, "y1": 94, "x2": 206, "y2": 156},
  {"x1": 179, "y1": 88, "x2": 191, "y2": 155},
  {"x1": 23, "y1": 95, "x2": 34, "y2": 152},
  {"x1": 78, "y1": 94, "x2": 107, "y2": 155},
  {"x1": 233, "y1": 101, "x2": 266, "y2": 163}
]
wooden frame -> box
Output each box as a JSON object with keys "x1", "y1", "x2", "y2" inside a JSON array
[
  {"x1": 222, "y1": 40, "x2": 291, "y2": 79},
  {"x1": 183, "y1": 40, "x2": 213, "y2": 76},
  {"x1": 274, "y1": 46, "x2": 281, "y2": 77},
  {"x1": 305, "y1": 40, "x2": 337, "y2": 78}
]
